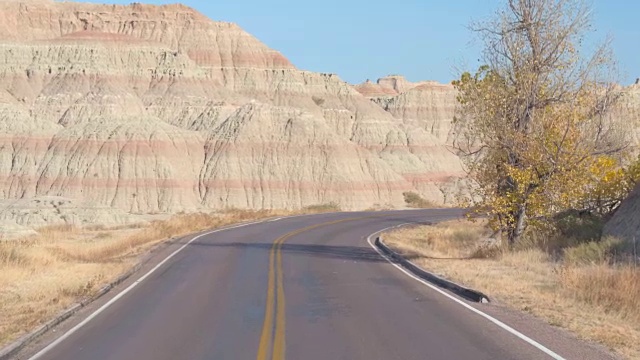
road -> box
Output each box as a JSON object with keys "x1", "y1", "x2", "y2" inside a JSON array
[{"x1": 20, "y1": 209, "x2": 616, "y2": 360}]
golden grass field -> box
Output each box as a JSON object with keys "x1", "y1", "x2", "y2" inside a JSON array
[
  {"x1": 0, "y1": 208, "x2": 314, "y2": 348},
  {"x1": 383, "y1": 220, "x2": 640, "y2": 360}
]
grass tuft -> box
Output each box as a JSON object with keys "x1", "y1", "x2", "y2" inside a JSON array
[{"x1": 563, "y1": 237, "x2": 626, "y2": 265}]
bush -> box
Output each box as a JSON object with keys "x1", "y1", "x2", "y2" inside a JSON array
[
  {"x1": 452, "y1": 227, "x2": 480, "y2": 243},
  {"x1": 303, "y1": 202, "x2": 341, "y2": 213},
  {"x1": 517, "y1": 211, "x2": 606, "y2": 254},
  {"x1": 564, "y1": 237, "x2": 626, "y2": 265},
  {"x1": 312, "y1": 96, "x2": 325, "y2": 106},
  {"x1": 469, "y1": 243, "x2": 503, "y2": 259},
  {"x1": 554, "y1": 211, "x2": 604, "y2": 242},
  {"x1": 403, "y1": 192, "x2": 435, "y2": 208}
]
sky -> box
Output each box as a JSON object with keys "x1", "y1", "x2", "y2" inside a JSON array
[{"x1": 86, "y1": 0, "x2": 638, "y2": 85}]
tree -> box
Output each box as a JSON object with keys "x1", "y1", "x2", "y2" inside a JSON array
[
  {"x1": 580, "y1": 155, "x2": 640, "y2": 216},
  {"x1": 451, "y1": 0, "x2": 630, "y2": 246}
]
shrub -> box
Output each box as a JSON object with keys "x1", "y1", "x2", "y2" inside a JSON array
[
  {"x1": 469, "y1": 243, "x2": 503, "y2": 259},
  {"x1": 452, "y1": 227, "x2": 480, "y2": 243},
  {"x1": 564, "y1": 237, "x2": 626, "y2": 265},
  {"x1": 303, "y1": 202, "x2": 341, "y2": 213},
  {"x1": 312, "y1": 96, "x2": 325, "y2": 106},
  {"x1": 517, "y1": 212, "x2": 606, "y2": 254},
  {"x1": 403, "y1": 192, "x2": 435, "y2": 208},
  {"x1": 554, "y1": 211, "x2": 604, "y2": 242}
]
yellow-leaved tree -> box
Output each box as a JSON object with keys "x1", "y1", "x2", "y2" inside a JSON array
[{"x1": 452, "y1": 0, "x2": 634, "y2": 246}]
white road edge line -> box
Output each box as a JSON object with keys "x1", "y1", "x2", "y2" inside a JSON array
[
  {"x1": 367, "y1": 224, "x2": 567, "y2": 360},
  {"x1": 27, "y1": 217, "x2": 277, "y2": 360},
  {"x1": 28, "y1": 209, "x2": 366, "y2": 359},
  {"x1": 23, "y1": 209, "x2": 448, "y2": 359}
]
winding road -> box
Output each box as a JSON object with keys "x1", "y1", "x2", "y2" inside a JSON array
[{"x1": 18, "y1": 209, "x2": 616, "y2": 360}]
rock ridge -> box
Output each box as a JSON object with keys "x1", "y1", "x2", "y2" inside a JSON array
[{"x1": 0, "y1": 1, "x2": 468, "y2": 227}]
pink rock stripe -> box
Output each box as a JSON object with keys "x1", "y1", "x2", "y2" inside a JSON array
[
  {"x1": 186, "y1": 49, "x2": 294, "y2": 69},
  {"x1": 0, "y1": 174, "x2": 453, "y2": 191},
  {"x1": 0, "y1": 137, "x2": 454, "y2": 155},
  {"x1": 402, "y1": 173, "x2": 466, "y2": 182}
]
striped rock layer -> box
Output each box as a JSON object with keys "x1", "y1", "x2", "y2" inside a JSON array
[{"x1": 0, "y1": 0, "x2": 467, "y2": 224}]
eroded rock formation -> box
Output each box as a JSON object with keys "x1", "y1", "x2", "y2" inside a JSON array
[
  {"x1": 354, "y1": 76, "x2": 458, "y2": 144},
  {"x1": 0, "y1": 0, "x2": 467, "y2": 226}
]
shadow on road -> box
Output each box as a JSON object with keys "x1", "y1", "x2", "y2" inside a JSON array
[
  {"x1": 188, "y1": 241, "x2": 397, "y2": 263},
  {"x1": 177, "y1": 214, "x2": 466, "y2": 264}
]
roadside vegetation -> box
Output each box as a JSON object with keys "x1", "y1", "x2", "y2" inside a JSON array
[
  {"x1": 303, "y1": 202, "x2": 341, "y2": 213},
  {"x1": 383, "y1": 219, "x2": 640, "y2": 359},
  {"x1": 451, "y1": 0, "x2": 640, "y2": 246},
  {"x1": 0, "y1": 208, "x2": 299, "y2": 348},
  {"x1": 380, "y1": 0, "x2": 640, "y2": 358},
  {"x1": 402, "y1": 192, "x2": 436, "y2": 208}
]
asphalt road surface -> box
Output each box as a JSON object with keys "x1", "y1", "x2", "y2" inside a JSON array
[{"x1": 20, "y1": 209, "x2": 616, "y2": 360}]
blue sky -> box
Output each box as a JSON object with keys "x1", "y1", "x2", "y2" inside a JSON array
[{"x1": 87, "y1": 0, "x2": 638, "y2": 85}]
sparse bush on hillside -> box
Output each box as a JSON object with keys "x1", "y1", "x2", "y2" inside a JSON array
[
  {"x1": 312, "y1": 96, "x2": 325, "y2": 106},
  {"x1": 403, "y1": 192, "x2": 435, "y2": 208},
  {"x1": 303, "y1": 202, "x2": 341, "y2": 213},
  {"x1": 365, "y1": 203, "x2": 395, "y2": 211}
]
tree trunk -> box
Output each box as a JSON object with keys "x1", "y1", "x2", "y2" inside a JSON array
[{"x1": 507, "y1": 203, "x2": 527, "y2": 248}]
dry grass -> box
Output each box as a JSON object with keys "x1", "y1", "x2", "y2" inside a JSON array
[
  {"x1": 387, "y1": 220, "x2": 498, "y2": 259},
  {"x1": 383, "y1": 220, "x2": 640, "y2": 359},
  {"x1": 561, "y1": 264, "x2": 640, "y2": 321},
  {"x1": 0, "y1": 208, "x2": 295, "y2": 348}
]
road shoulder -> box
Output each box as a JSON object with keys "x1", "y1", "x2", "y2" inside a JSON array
[{"x1": 378, "y1": 222, "x2": 623, "y2": 360}]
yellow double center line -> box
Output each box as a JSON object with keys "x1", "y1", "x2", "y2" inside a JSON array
[{"x1": 256, "y1": 216, "x2": 373, "y2": 360}]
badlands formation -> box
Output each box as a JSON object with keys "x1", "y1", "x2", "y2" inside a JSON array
[
  {"x1": 354, "y1": 76, "x2": 458, "y2": 144},
  {"x1": 0, "y1": 0, "x2": 467, "y2": 231}
]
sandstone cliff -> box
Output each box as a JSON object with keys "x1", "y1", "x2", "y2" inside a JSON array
[
  {"x1": 0, "y1": 0, "x2": 466, "y2": 226},
  {"x1": 354, "y1": 76, "x2": 458, "y2": 144}
]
